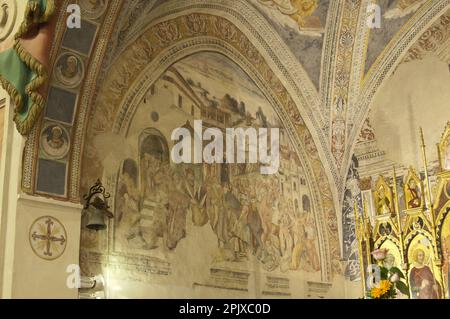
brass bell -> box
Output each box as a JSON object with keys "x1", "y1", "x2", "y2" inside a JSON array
[
  {"x1": 83, "y1": 179, "x2": 113, "y2": 231},
  {"x1": 85, "y1": 196, "x2": 113, "y2": 231},
  {"x1": 85, "y1": 206, "x2": 106, "y2": 231}
]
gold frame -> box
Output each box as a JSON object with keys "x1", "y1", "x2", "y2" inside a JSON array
[
  {"x1": 373, "y1": 176, "x2": 394, "y2": 217},
  {"x1": 354, "y1": 124, "x2": 450, "y2": 299},
  {"x1": 403, "y1": 167, "x2": 424, "y2": 211}
]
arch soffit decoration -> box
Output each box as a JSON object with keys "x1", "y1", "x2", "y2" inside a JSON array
[{"x1": 20, "y1": 1, "x2": 342, "y2": 280}]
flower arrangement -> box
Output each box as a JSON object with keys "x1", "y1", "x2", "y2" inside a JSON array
[
  {"x1": 367, "y1": 249, "x2": 410, "y2": 299},
  {"x1": 371, "y1": 280, "x2": 394, "y2": 299},
  {"x1": 371, "y1": 248, "x2": 388, "y2": 261}
]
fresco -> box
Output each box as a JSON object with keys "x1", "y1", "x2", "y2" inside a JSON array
[
  {"x1": 253, "y1": 0, "x2": 324, "y2": 32},
  {"x1": 80, "y1": 52, "x2": 322, "y2": 296},
  {"x1": 250, "y1": 0, "x2": 330, "y2": 89},
  {"x1": 384, "y1": 0, "x2": 427, "y2": 20},
  {"x1": 365, "y1": 0, "x2": 427, "y2": 74}
]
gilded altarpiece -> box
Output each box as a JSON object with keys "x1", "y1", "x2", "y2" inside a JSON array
[{"x1": 355, "y1": 123, "x2": 450, "y2": 299}]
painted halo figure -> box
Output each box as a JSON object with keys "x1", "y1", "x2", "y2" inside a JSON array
[
  {"x1": 41, "y1": 124, "x2": 70, "y2": 159},
  {"x1": 409, "y1": 249, "x2": 441, "y2": 299},
  {"x1": 55, "y1": 53, "x2": 83, "y2": 88},
  {"x1": 405, "y1": 179, "x2": 421, "y2": 209},
  {"x1": 376, "y1": 185, "x2": 392, "y2": 215}
]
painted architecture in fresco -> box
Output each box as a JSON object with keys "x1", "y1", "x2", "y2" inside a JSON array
[{"x1": 80, "y1": 53, "x2": 320, "y2": 295}]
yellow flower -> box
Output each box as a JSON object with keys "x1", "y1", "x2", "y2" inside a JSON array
[
  {"x1": 371, "y1": 287, "x2": 382, "y2": 299},
  {"x1": 371, "y1": 280, "x2": 392, "y2": 299},
  {"x1": 379, "y1": 280, "x2": 392, "y2": 294}
]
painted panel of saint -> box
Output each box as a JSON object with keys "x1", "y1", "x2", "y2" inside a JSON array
[
  {"x1": 380, "y1": 241, "x2": 402, "y2": 270},
  {"x1": 408, "y1": 236, "x2": 442, "y2": 299},
  {"x1": 374, "y1": 179, "x2": 393, "y2": 216},
  {"x1": 379, "y1": 240, "x2": 409, "y2": 298},
  {"x1": 404, "y1": 169, "x2": 423, "y2": 210},
  {"x1": 405, "y1": 179, "x2": 421, "y2": 209},
  {"x1": 441, "y1": 213, "x2": 450, "y2": 299}
]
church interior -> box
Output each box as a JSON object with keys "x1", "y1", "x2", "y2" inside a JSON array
[{"x1": 0, "y1": 0, "x2": 449, "y2": 299}]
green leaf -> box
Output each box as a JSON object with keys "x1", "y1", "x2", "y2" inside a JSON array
[
  {"x1": 380, "y1": 267, "x2": 389, "y2": 280},
  {"x1": 390, "y1": 267, "x2": 405, "y2": 279},
  {"x1": 390, "y1": 287, "x2": 397, "y2": 299},
  {"x1": 396, "y1": 281, "x2": 410, "y2": 297}
]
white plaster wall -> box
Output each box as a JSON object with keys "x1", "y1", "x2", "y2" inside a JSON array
[
  {"x1": 370, "y1": 56, "x2": 450, "y2": 170},
  {"x1": 11, "y1": 196, "x2": 81, "y2": 298}
]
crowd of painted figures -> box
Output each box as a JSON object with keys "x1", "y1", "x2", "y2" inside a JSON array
[{"x1": 114, "y1": 151, "x2": 320, "y2": 273}]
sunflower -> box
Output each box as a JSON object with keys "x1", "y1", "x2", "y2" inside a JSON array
[
  {"x1": 371, "y1": 287, "x2": 383, "y2": 299},
  {"x1": 371, "y1": 280, "x2": 392, "y2": 299},
  {"x1": 379, "y1": 280, "x2": 392, "y2": 293}
]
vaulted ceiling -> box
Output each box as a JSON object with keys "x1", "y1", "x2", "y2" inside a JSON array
[
  {"x1": 20, "y1": 0, "x2": 450, "y2": 272},
  {"x1": 101, "y1": 0, "x2": 450, "y2": 196}
]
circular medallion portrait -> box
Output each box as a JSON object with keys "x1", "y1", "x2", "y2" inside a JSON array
[
  {"x1": 79, "y1": 0, "x2": 107, "y2": 20},
  {"x1": 41, "y1": 123, "x2": 70, "y2": 160},
  {"x1": 54, "y1": 53, "x2": 84, "y2": 88}
]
